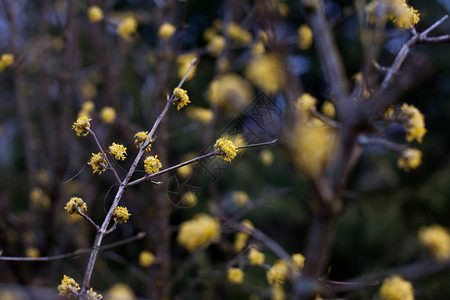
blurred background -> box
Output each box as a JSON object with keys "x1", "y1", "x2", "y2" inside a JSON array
[{"x1": 0, "y1": 0, "x2": 450, "y2": 299}]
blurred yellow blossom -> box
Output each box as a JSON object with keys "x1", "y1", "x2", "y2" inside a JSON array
[
  {"x1": 296, "y1": 93, "x2": 317, "y2": 116},
  {"x1": 106, "y1": 283, "x2": 135, "y2": 300},
  {"x1": 228, "y1": 268, "x2": 244, "y2": 284},
  {"x1": 88, "y1": 6, "x2": 103, "y2": 23},
  {"x1": 278, "y1": 2, "x2": 290, "y2": 17},
  {"x1": 379, "y1": 275, "x2": 414, "y2": 300},
  {"x1": 177, "y1": 214, "x2": 221, "y2": 251},
  {"x1": 267, "y1": 260, "x2": 290, "y2": 286},
  {"x1": 297, "y1": 25, "x2": 313, "y2": 50},
  {"x1": 177, "y1": 53, "x2": 197, "y2": 81},
  {"x1": 397, "y1": 148, "x2": 422, "y2": 171},
  {"x1": 252, "y1": 41, "x2": 265, "y2": 56},
  {"x1": 158, "y1": 22, "x2": 176, "y2": 39},
  {"x1": 86, "y1": 288, "x2": 103, "y2": 300},
  {"x1": 234, "y1": 219, "x2": 254, "y2": 252},
  {"x1": 248, "y1": 248, "x2": 265, "y2": 265},
  {"x1": 271, "y1": 285, "x2": 286, "y2": 300},
  {"x1": 245, "y1": 54, "x2": 285, "y2": 93},
  {"x1": 226, "y1": 22, "x2": 252, "y2": 45},
  {"x1": 418, "y1": 224, "x2": 450, "y2": 260},
  {"x1": 399, "y1": 103, "x2": 427, "y2": 143},
  {"x1": 30, "y1": 187, "x2": 51, "y2": 209},
  {"x1": 207, "y1": 35, "x2": 226, "y2": 56},
  {"x1": 0, "y1": 53, "x2": 14, "y2": 71},
  {"x1": 292, "y1": 253, "x2": 305, "y2": 270},
  {"x1": 100, "y1": 107, "x2": 116, "y2": 124},
  {"x1": 186, "y1": 107, "x2": 214, "y2": 124},
  {"x1": 321, "y1": 101, "x2": 335, "y2": 118},
  {"x1": 139, "y1": 250, "x2": 155, "y2": 267},
  {"x1": 232, "y1": 191, "x2": 249, "y2": 207},
  {"x1": 207, "y1": 74, "x2": 253, "y2": 111},
  {"x1": 181, "y1": 191, "x2": 198, "y2": 206},
  {"x1": 366, "y1": 0, "x2": 419, "y2": 29},
  {"x1": 25, "y1": 247, "x2": 40, "y2": 258},
  {"x1": 117, "y1": 17, "x2": 137, "y2": 40}
]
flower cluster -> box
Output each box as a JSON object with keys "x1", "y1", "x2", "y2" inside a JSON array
[
  {"x1": 158, "y1": 22, "x2": 176, "y2": 39},
  {"x1": 134, "y1": 131, "x2": 152, "y2": 151},
  {"x1": 144, "y1": 155, "x2": 162, "y2": 175},
  {"x1": 72, "y1": 116, "x2": 91, "y2": 137},
  {"x1": 267, "y1": 260, "x2": 290, "y2": 286},
  {"x1": 58, "y1": 275, "x2": 80, "y2": 298},
  {"x1": 214, "y1": 138, "x2": 237, "y2": 162},
  {"x1": 418, "y1": 224, "x2": 450, "y2": 260},
  {"x1": 379, "y1": 275, "x2": 414, "y2": 300},
  {"x1": 117, "y1": 17, "x2": 137, "y2": 40},
  {"x1": 297, "y1": 24, "x2": 313, "y2": 50},
  {"x1": 207, "y1": 74, "x2": 253, "y2": 111},
  {"x1": 30, "y1": 187, "x2": 51, "y2": 209},
  {"x1": 248, "y1": 248, "x2": 265, "y2": 265},
  {"x1": 181, "y1": 191, "x2": 198, "y2": 207},
  {"x1": 88, "y1": 153, "x2": 108, "y2": 174},
  {"x1": 109, "y1": 143, "x2": 127, "y2": 160},
  {"x1": 296, "y1": 93, "x2": 317, "y2": 115},
  {"x1": 139, "y1": 250, "x2": 155, "y2": 267},
  {"x1": 399, "y1": 103, "x2": 427, "y2": 143},
  {"x1": 86, "y1": 288, "x2": 103, "y2": 300},
  {"x1": 234, "y1": 219, "x2": 254, "y2": 252},
  {"x1": 232, "y1": 191, "x2": 249, "y2": 208},
  {"x1": 177, "y1": 213, "x2": 221, "y2": 251},
  {"x1": 176, "y1": 53, "x2": 197, "y2": 80},
  {"x1": 78, "y1": 101, "x2": 95, "y2": 118},
  {"x1": 206, "y1": 35, "x2": 226, "y2": 56},
  {"x1": 0, "y1": 53, "x2": 14, "y2": 72},
  {"x1": 366, "y1": 0, "x2": 420, "y2": 29},
  {"x1": 228, "y1": 268, "x2": 244, "y2": 284},
  {"x1": 88, "y1": 6, "x2": 103, "y2": 23},
  {"x1": 64, "y1": 197, "x2": 87, "y2": 215},
  {"x1": 113, "y1": 206, "x2": 131, "y2": 224},
  {"x1": 172, "y1": 88, "x2": 191, "y2": 111},
  {"x1": 397, "y1": 148, "x2": 422, "y2": 171},
  {"x1": 321, "y1": 101, "x2": 336, "y2": 118}
]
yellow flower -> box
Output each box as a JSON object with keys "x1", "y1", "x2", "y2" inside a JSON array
[
  {"x1": 397, "y1": 148, "x2": 422, "y2": 172},
  {"x1": 418, "y1": 225, "x2": 450, "y2": 260},
  {"x1": 248, "y1": 248, "x2": 265, "y2": 265},
  {"x1": 86, "y1": 288, "x2": 103, "y2": 299},
  {"x1": 72, "y1": 116, "x2": 91, "y2": 137},
  {"x1": 144, "y1": 155, "x2": 162, "y2": 175},
  {"x1": 172, "y1": 88, "x2": 191, "y2": 110},
  {"x1": 0, "y1": 53, "x2": 14, "y2": 71},
  {"x1": 379, "y1": 275, "x2": 414, "y2": 300},
  {"x1": 181, "y1": 191, "x2": 198, "y2": 206},
  {"x1": 214, "y1": 138, "x2": 237, "y2": 162},
  {"x1": 267, "y1": 260, "x2": 290, "y2": 286},
  {"x1": 252, "y1": 41, "x2": 265, "y2": 56},
  {"x1": 321, "y1": 101, "x2": 335, "y2": 118},
  {"x1": 81, "y1": 80, "x2": 97, "y2": 100},
  {"x1": 206, "y1": 74, "x2": 253, "y2": 111},
  {"x1": 64, "y1": 197, "x2": 87, "y2": 215},
  {"x1": 158, "y1": 22, "x2": 176, "y2": 39},
  {"x1": 203, "y1": 27, "x2": 217, "y2": 42},
  {"x1": 232, "y1": 191, "x2": 249, "y2": 207},
  {"x1": 113, "y1": 206, "x2": 131, "y2": 224},
  {"x1": 25, "y1": 247, "x2": 40, "y2": 258},
  {"x1": 297, "y1": 25, "x2": 313, "y2": 50},
  {"x1": 88, "y1": 6, "x2": 103, "y2": 23},
  {"x1": 100, "y1": 106, "x2": 116, "y2": 125},
  {"x1": 207, "y1": 35, "x2": 226, "y2": 56},
  {"x1": 81, "y1": 101, "x2": 95, "y2": 116},
  {"x1": 234, "y1": 220, "x2": 254, "y2": 252},
  {"x1": 177, "y1": 53, "x2": 197, "y2": 81},
  {"x1": 58, "y1": 275, "x2": 80, "y2": 298},
  {"x1": 291, "y1": 253, "x2": 305, "y2": 270},
  {"x1": 260, "y1": 150, "x2": 274, "y2": 166},
  {"x1": 186, "y1": 107, "x2": 214, "y2": 124},
  {"x1": 228, "y1": 268, "x2": 244, "y2": 284},
  {"x1": 138, "y1": 251, "x2": 155, "y2": 267},
  {"x1": 245, "y1": 54, "x2": 285, "y2": 93},
  {"x1": 117, "y1": 17, "x2": 138, "y2": 40},
  {"x1": 399, "y1": 103, "x2": 427, "y2": 143},
  {"x1": 271, "y1": 285, "x2": 286, "y2": 300},
  {"x1": 134, "y1": 131, "x2": 152, "y2": 151},
  {"x1": 226, "y1": 22, "x2": 252, "y2": 45},
  {"x1": 177, "y1": 214, "x2": 221, "y2": 251},
  {"x1": 296, "y1": 93, "x2": 317, "y2": 115},
  {"x1": 88, "y1": 153, "x2": 108, "y2": 174},
  {"x1": 366, "y1": 0, "x2": 419, "y2": 29},
  {"x1": 106, "y1": 283, "x2": 135, "y2": 300},
  {"x1": 109, "y1": 143, "x2": 127, "y2": 160}
]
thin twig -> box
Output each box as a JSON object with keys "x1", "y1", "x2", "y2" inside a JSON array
[
  {"x1": 310, "y1": 110, "x2": 341, "y2": 129},
  {"x1": 78, "y1": 211, "x2": 100, "y2": 231},
  {"x1": 357, "y1": 135, "x2": 405, "y2": 154}
]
